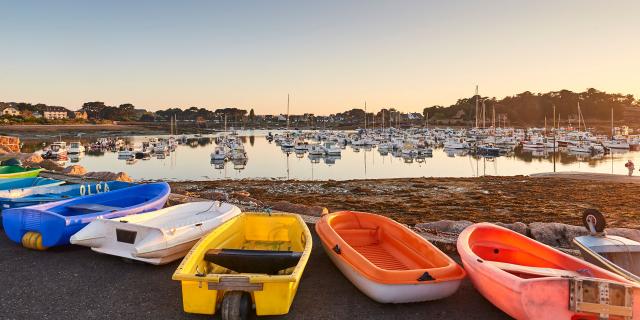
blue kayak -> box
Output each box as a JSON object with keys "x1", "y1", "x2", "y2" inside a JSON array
[
  {"x1": 0, "y1": 178, "x2": 65, "y2": 198},
  {"x1": 0, "y1": 181, "x2": 134, "y2": 210},
  {"x1": 2, "y1": 182, "x2": 170, "y2": 249}
]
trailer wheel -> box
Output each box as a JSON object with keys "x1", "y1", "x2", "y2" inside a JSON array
[
  {"x1": 21, "y1": 232, "x2": 48, "y2": 250},
  {"x1": 221, "y1": 291, "x2": 252, "y2": 320},
  {"x1": 582, "y1": 209, "x2": 606, "y2": 233}
]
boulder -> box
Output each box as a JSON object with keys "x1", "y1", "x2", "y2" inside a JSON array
[
  {"x1": 414, "y1": 220, "x2": 473, "y2": 234},
  {"x1": 269, "y1": 200, "x2": 328, "y2": 217},
  {"x1": 63, "y1": 165, "x2": 87, "y2": 176},
  {"x1": 85, "y1": 171, "x2": 134, "y2": 182},
  {"x1": 23, "y1": 153, "x2": 43, "y2": 165},
  {"x1": 605, "y1": 228, "x2": 640, "y2": 242},
  {"x1": 37, "y1": 159, "x2": 64, "y2": 172},
  {"x1": 529, "y1": 222, "x2": 589, "y2": 248},
  {"x1": 494, "y1": 222, "x2": 528, "y2": 235}
]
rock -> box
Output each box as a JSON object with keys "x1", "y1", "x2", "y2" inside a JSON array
[
  {"x1": 37, "y1": 159, "x2": 64, "y2": 172},
  {"x1": 85, "y1": 171, "x2": 134, "y2": 182},
  {"x1": 63, "y1": 165, "x2": 87, "y2": 176},
  {"x1": 23, "y1": 153, "x2": 43, "y2": 165},
  {"x1": 494, "y1": 222, "x2": 528, "y2": 235},
  {"x1": 231, "y1": 191, "x2": 250, "y2": 198},
  {"x1": 414, "y1": 220, "x2": 473, "y2": 234},
  {"x1": 606, "y1": 228, "x2": 640, "y2": 242},
  {"x1": 529, "y1": 222, "x2": 589, "y2": 248},
  {"x1": 195, "y1": 190, "x2": 228, "y2": 202},
  {"x1": 269, "y1": 200, "x2": 328, "y2": 217}
]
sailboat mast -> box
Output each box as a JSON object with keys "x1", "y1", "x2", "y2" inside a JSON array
[
  {"x1": 286, "y1": 94, "x2": 290, "y2": 131},
  {"x1": 475, "y1": 85, "x2": 479, "y2": 128},
  {"x1": 364, "y1": 101, "x2": 367, "y2": 131},
  {"x1": 611, "y1": 107, "x2": 614, "y2": 139}
]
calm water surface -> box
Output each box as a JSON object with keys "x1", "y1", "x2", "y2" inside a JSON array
[{"x1": 27, "y1": 131, "x2": 640, "y2": 181}]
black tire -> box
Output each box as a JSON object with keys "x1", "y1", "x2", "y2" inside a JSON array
[
  {"x1": 582, "y1": 208, "x2": 606, "y2": 233},
  {"x1": 221, "y1": 291, "x2": 252, "y2": 320}
]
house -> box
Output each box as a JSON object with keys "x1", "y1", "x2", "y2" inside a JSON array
[
  {"x1": 0, "y1": 105, "x2": 20, "y2": 116},
  {"x1": 408, "y1": 112, "x2": 423, "y2": 120},
  {"x1": 42, "y1": 106, "x2": 69, "y2": 120},
  {"x1": 73, "y1": 110, "x2": 88, "y2": 120}
]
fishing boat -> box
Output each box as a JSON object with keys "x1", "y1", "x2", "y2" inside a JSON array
[
  {"x1": 0, "y1": 166, "x2": 44, "y2": 179},
  {"x1": 71, "y1": 201, "x2": 240, "y2": 265},
  {"x1": 0, "y1": 178, "x2": 65, "y2": 203},
  {"x1": 0, "y1": 181, "x2": 133, "y2": 209},
  {"x1": 458, "y1": 222, "x2": 640, "y2": 320},
  {"x1": 173, "y1": 212, "x2": 311, "y2": 318},
  {"x1": 316, "y1": 211, "x2": 466, "y2": 303},
  {"x1": 3, "y1": 182, "x2": 170, "y2": 250},
  {"x1": 574, "y1": 209, "x2": 640, "y2": 284}
]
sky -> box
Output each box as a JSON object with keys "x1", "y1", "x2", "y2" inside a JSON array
[{"x1": 1, "y1": 1, "x2": 639, "y2": 115}]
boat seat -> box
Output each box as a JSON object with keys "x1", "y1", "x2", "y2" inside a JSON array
[
  {"x1": 204, "y1": 249, "x2": 302, "y2": 275},
  {"x1": 66, "y1": 203, "x2": 121, "y2": 213},
  {"x1": 488, "y1": 261, "x2": 584, "y2": 278}
]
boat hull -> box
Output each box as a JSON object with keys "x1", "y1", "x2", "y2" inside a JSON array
[
  {"x1": 71, "y1": 201, "x2": 241, "y2": 265},
  {"x1": 0, "y1": 167, "x2": 43, "y2": 179},
  {"x1": 173, "y1": 212, "x2": 312, "y2": 316},
  {"x1": 320, "y1": 240, "x2": 462, "y2": 303},
  {"x1": 316, "y1": 211, "x2": 465, "y2": 304},
  {"x1": 458, "y1": 223, "x2": 640, "y2": 320},
  {"x1": 2, "y1": 182, "x2": 170, "y2": 248}
]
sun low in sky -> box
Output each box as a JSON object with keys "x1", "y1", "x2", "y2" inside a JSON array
[{"x1": 1, "y1": 0, "x2": 639, "y2": 115}]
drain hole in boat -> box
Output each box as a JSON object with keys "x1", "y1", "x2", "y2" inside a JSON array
[{"x1": 493, "y1": 248, "x2": 500, "y2": 254}]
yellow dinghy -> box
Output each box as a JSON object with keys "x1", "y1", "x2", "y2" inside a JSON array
[{"x1": 172, "y1": 212, "x2": 312, "y2": 319}]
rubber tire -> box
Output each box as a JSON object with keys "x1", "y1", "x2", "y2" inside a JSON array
[
  {"x1": 582, "y1": 208, "x2": 606, "y2": 233},
  {"x1": 221, "y1": 291, "x2": 252, "y2": 320}
]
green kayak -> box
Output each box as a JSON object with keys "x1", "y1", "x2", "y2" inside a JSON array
[{"x1": 0, "y1": 166, "x2": 43, "y2": 179}]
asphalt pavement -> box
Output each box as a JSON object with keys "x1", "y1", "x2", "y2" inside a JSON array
[{"x1": 0, "y1": 224, "x2": 511, "y2": 319}]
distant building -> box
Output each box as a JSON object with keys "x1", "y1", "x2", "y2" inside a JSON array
[
  {"x1": 0, "y1": 105, "x2": 20, "y2": 116},
  {"x1": 73, "y1": 110, "x2": 88, "y2": 120},
  {"x1": 408, "y1": 112, "x2": 423, "y2": 120},
  {"x1": 42, "y1": 106, "x2": 69, "y2": 120}
]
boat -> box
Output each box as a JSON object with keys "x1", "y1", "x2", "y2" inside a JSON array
[
  {"x1": 172, "y1": 212, "x2": 311, "y2": 318},
  {"x1": 0, "y1": 166, "x2": 44, "y2": 179},
  {"x1": 71, "y1": 201, "x2": 241, "y2": 265},
  {"x1": 316, "y1": 211, "x2": 466, "y2": 303},
  {"x1": 574, "y1": 209, "x2": 640, "y2": 284},
  {"x1": 457, "y1": 222, "x2": 640, "y2": 320},
  {"x1": 0, "y1": 178, "x2": 65, "y2": 202},
  {"x1": 210, "y1": 146, "x2": 227, "y2": 161},
  {"x1": 68, "y1": 141, "x2": 85, "y2": 154},
  {"x1": 2, "y1": 182, "x2": 170, "y2": 250},
  {"x1": 0, "y1": 181, "x2": 133, "y2": 209}
]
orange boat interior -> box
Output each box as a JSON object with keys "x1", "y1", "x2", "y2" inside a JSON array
[
  {"x1": 468, "y1": 225, "x2": 618, "y2": 280},
  {"x1": 324, "y1": 211, "x2": 465, "y2": 282}
]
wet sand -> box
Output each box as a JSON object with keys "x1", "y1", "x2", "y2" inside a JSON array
[{"x1": 170, "y1": 174, "x2": 640, "y2": 229}]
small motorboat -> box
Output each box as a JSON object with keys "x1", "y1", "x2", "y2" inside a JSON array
[
  {"x1": 0, "y1": 181, "x2": 133, "y2": 209},
  {"x1": 70, "y1": 201, "x2": 241, "y2": 265},
  {"x1": 0, "y1": 166, "x2": 43, "y2": 179},
  {"x1": 2, "y1": 182, "x2": 170, "y2": 250},
  {"x1": 0, "y1": 178, "x2": 65, "y2": 200},
  {"x1": 316, "y1": 211, "x2": 465, "y2": 303},
  {"x1": 574, "y1": 209, "x2": 640, "y2": 284},
  {"x1": 173, "y1": 212, "x2": 311, "y2": 318},
  {"x1": 458, "y1": 222, "x2": 640, "y2": 320}
]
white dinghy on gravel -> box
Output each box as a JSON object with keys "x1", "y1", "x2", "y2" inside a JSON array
[{"x1": 70, "y1": 201, "x2": 241, "y2": 265}]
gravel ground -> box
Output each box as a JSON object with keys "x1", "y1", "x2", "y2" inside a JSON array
[{"x1": 0, "y1": 224, "x2": 509, "y2": 320}]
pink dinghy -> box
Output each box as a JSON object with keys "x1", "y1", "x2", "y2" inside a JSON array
[{"x1": 457, "y1": 223, "x2": 640, "y2": 320}]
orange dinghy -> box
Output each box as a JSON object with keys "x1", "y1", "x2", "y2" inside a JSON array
[
  {"x1": 458, "y1": 223, "x2": 640, "y2": 320},
  {"x1": 316, "y1": 211, "x2": 466, "y2": 303}
]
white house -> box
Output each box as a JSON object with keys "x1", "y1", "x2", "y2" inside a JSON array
[
  {"x1": 0, "y1": 106, "x2": 20, "y2": 116},
  {"x1": 42, "y1": 106, "x2": 69, "y2": 120}
]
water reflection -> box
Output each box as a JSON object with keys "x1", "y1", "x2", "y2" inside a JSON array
[{"x1": 16, "y1": 131, "x2": 640, "y2": 181}]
